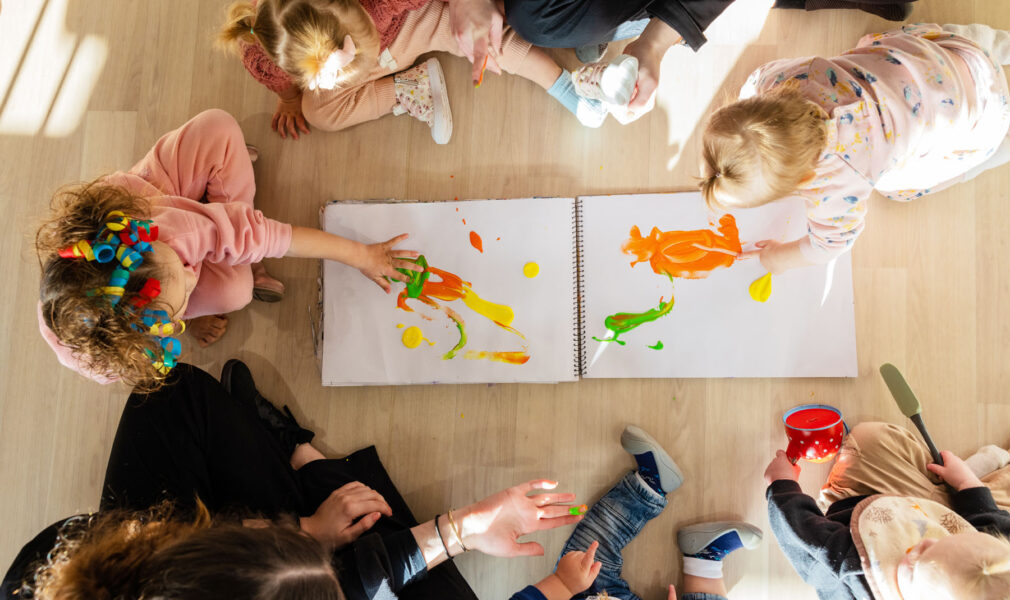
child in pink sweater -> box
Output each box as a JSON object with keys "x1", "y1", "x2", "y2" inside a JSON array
[
  {"x1": 217, "y1": 0, "x2": 642, "y2": 142},
  {"x1": 36, "y1": 109, "x2": 420, "y2": 386},
  {"x1": 699, "y1": 23, "x2": 1010, "y2": 274}
]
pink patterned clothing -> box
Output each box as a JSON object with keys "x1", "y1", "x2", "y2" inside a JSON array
[
  {"x1": 239, "y1": 0, "x2": 428, "y2": 94},
  {"x1": 743, "y1": 24, "x2": 1010, "y2": 261},
  {"x1": 38, "y1": 109, "x2": 292, "y2": 383}
]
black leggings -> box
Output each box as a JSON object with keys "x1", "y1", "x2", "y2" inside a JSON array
[{"x1": 6, "y1": 364, "x2": 475, "y2": 600}]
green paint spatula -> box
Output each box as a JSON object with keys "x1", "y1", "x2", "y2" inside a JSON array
[{"x1": 879, "y1": 363, "x2": 943, "y2": 465}]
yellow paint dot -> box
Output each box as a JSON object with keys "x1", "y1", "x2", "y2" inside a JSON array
[
  {"x1": 396, "y1": 323, "x2": 405, "y2": 328},
  {"x1": 749, "y1": 273, "x2": 772, "y2": 303},
  {"x1": 523, "y1": 262, "x2": 540, "y2": 278},
  {"x1": 401, "y1": 326, "x2": 424, "y2": 349}
]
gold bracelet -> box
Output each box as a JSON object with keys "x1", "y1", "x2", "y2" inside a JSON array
[{"x1": 446, "y1": 509, "x2": 468, "y2": 552}]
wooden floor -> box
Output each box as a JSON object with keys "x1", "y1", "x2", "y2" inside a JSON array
[{"x1": 1, "y1": 0, "x2": 1008, "y2": 597}]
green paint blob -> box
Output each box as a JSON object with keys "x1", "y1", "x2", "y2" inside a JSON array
[
  {"x1": 442, "y1": 319, "x2": 467, "y2": 360},
  {"x1": 401, "y1": 255, "x2": 430, "y2": 299},
  {"x1": 648, "y1": 341, "x2": 664, "y2": 350},
  {"x1": 595, "y1": 295, "x2": 675, "y2": 345}
]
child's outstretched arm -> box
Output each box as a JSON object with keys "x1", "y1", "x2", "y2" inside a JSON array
[
  {"x1": 739, "y1": 239, "x2": 815, "y2": 275},
  {"x1": 518, "y1": 542, "x2": 601, "y2": 600},
  {"x1": 286, "y1": 227, "x2": 421, "y2": 293},
  {"x1": 929, "y1": 451, "x2": 1010, "y2": 536}
]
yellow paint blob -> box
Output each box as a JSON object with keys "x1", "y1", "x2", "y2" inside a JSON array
[
  {"x1": 401, "y1": 326, "x2": 425, "y2": 348},
  {"x1": 523, "y1": 262, "x2": 540, "y2": 278},
  {"x1": 396, "y1": 323, "x2": 405, "y2": 328},
  {"x1": 749, "y1": 272, "x2": 772, "y2": 303},
  {"x1": 462, "y1": 289, "x2": 514, "y2": 326}
]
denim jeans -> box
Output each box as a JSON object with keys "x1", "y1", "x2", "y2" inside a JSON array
[{"x1": 558, "y1": 471, "x2": 730, "y2": 600}]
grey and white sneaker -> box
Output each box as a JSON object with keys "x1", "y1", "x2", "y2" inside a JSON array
[
  {"x1": 621, "y1": 425, "x2": 684, "y2": 495},
  {"x1": 678, "y1": 521, "x2": 763, "y2": 559}
]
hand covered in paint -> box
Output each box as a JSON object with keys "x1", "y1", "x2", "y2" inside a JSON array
[
  {"x1": 449, "y1": 0, "x2": 503, "y2": 83},
  {"x1": 272, "y1": 89, "x2": 310, "y2": 140},
  {"x1": 455, "y1": 479, "x2": 583, "y2": 557},
  {"x1": 765, "y1": 450, "x2": 801, "y2": 485},
  {"x1": 300, "y1": 482, "x2": 393, "y2": 550},
  {"x1": 357, "y1": 234, "x2": 422, "y2": 293},
  {"x1": 927, "y1": 451, "x2": 984, "y2": 491}
]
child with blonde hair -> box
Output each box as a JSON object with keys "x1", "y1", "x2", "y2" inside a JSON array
[
  {"x1": 700, "y1": 24, "x2": 1010, "y2": 275},
  {"x1": 765, "y1": 422, "x2": 1010, "y2": 600},
  {"x1": 216, "y1": 0, "x2": 642, "y2": 142},
  {"x1": 36, "y1": 109, "x2": 421, "y2": 387}
]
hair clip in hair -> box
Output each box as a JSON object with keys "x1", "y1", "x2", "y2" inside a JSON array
[
  {"x1": 131, "y1": 279, "x2": 161, "y2": 309},
  {"x1": 58, "y1": 239, "x2": 95, "y2": 260}
]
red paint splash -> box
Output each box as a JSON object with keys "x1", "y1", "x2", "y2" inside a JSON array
[{"x1": 469, "y1": 231, "x2": 483, "y2": 253}]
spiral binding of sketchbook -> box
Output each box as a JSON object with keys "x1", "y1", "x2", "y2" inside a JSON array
[{"x1": 572, "y1": 197, "x2": 586, "y2": 378}]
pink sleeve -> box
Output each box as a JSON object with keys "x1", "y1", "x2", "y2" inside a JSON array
[
  {"x1": 154, "y1": 199, "x2": 293, "y2": 267},
  {"x1": 37, "y1": 303, "x2": 119, "y2": 384},
  {"x1": 241, "y1": 42, "x2": 296, "y2": 94},
  {"x1": 799, "y1": 154, "x2": 875, "y2": 263}
]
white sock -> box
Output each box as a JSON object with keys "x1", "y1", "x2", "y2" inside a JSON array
[
  {"x1": 942, "y1": 24, "x2": 1010, "y2": 65},
  {"x1": 965, "y1": 445, "x2": 1010, "y2": 478},
  {"x1": 683, "y1": 556, "x2": 724, "y2": 579}
]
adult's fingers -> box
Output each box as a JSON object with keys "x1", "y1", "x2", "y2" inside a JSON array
[
  {"x1": 345, "y1": 498, "x2": 394, "y2": 519},
  {"x1": 532, "y1": 493, "x2": 576, "y2": 507},
  {"x1": 509, "y1": 540, "x2": 545, "y2": 557},
  {"x1": 518, "y1": 479, "x2": 559, "y2": 494},
  {"x1": 538, "y1": 505, "x2": 581, "y2": 520},
  {"x1": 343, "y1": 511, "x2": 382, "y2": 539},
  {"x1": 535, "y1": 514, "x2": 582, "y2": 531},
  {"x1": 333, "y1": 482, "x2": 367, "y2": 494}
]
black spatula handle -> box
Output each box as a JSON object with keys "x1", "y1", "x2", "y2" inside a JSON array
[{"x1": 910, "y1": 414, "x2": 944, "y2": 466}]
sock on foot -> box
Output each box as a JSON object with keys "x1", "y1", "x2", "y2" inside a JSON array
[
  {"x1": 632, "y1": 453, "x2": 666, "y2": 496},
  {"x1": 687, "y1": 530, "x2": 746, "y2": 562},
  {"x1": 547, "y1": 72, "x2": 607, "y2": 128},
  {"x1": 682, "y1": 556, "x2": 724, "y2": 579}
]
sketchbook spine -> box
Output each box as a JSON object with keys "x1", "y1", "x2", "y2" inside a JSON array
[{"x1": 573, "y1": 197, "x2": 586, "y2": 377}]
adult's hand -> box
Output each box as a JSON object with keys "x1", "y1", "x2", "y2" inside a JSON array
[
  {"x1": 300, "y1": 482, "x2": 393, "y2": 549},
  {"x1": 624, "y1": 18, "x2": 682, "y2": 114},
  {"x1": 450, "y1": 0, "x2": 504, "y2": 83},
  {"x1": 455, "y1": 479, "x2": 582, "y2": 556}
]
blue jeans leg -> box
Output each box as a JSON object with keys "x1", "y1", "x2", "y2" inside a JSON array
[
  {"x1": 561, "y1": 471, "x2": 667, "y2": 600},
  {"x1": 682, "y1": 595, "x2": 729, "y2": 600}
]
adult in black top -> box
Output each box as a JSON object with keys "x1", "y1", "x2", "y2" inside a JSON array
[{"x1": 3, "y1": 362, "x2": 582, "y2": 600}]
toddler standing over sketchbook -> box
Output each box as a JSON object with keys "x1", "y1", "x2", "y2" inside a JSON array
[
  {"x1": 36, "y1": 109, "x2": 420, "y2": 386},
  {"x1": 217, "y1": 0, "x2": 641, "y2": 143},
  {"x1": 512, "y1": 426, "x2": 763, "y2": 600},
  {"x1": 700, "y1": 23, "x2": 1010, "y2": 275}
]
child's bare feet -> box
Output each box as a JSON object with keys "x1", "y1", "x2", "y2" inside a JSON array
[
  {"x1": 252, "y1": 262, "x2": 284, "y2": 302},
  {"x1": 188, "y1": 314, "x2": 229, "y2": 347}
]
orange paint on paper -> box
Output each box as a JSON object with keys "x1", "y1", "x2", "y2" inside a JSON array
[
  {"x1": 469, "y1": 231, "x2": 483, "y2": 253},
  {"x1": 455, "y1": 206, "x2": 459, "y2": 211},
  {"x1": 622, "y1": 214, "x2": 741, "y2": 279},
  {"x1": 496, "y1": 237, "x2": 501, "y2": 241},
  {"x1": 464, "y1": 350, "x2": 530, "y2": 364},
  {"x1": 396, "y1": 261, "x2": 528, "y2": 363},
  {"x1": 462, "y1": 218, "x2": 467, "y2": 225}
]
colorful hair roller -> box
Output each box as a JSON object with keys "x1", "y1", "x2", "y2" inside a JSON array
[
  {"x1": 58, "y1": 240, "x2": 96, "y2": 261},
  {"x1": 115, "y1": 244, "x2": 144, "y2": 270},
  {"x1": 92, "y1": 240, "x2": 117, "y2": 263},
  {"x1": 104, "y1": 210, "x2": 131, "y2": 232},
  {"x1": 131, "y1": 279, "x2": 161, "y2": 309}
]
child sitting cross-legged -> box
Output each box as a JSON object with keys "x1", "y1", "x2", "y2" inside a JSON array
[{"x1": 511, "y1": 425, "x2": 763, "y2": 600}]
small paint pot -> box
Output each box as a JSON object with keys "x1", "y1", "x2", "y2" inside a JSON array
[{"x1": 784, "y1": 404, "x2": 848, "y2": 464}]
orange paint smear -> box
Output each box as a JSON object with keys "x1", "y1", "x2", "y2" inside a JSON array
[
  {"x1": 622, "y1": 214, "x2": 741, "y2": 279},
  {"x1": 469, "y1": 231, "x2": 483, "y2": 253},
  {"x1": 462, "y1": 218, "x2": 467, "y2": 225},
  {"x1": 464, "y1": 350, "x2": 531, "y2": 364}
]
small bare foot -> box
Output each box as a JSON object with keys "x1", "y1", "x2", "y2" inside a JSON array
[
  {"x1": 246, "y1": 144, "x2": 259, "y2": 163},
  {"x1": 188, "y1": 314, "x2": 229, "y2": 347}
]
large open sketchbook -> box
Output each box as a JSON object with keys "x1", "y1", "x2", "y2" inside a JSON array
[{"x1": 321, "y1": 193, "x2": 857, "y2": 385}]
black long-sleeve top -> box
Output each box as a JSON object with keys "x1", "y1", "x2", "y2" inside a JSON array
[{"x1": 767, "y1": 480, "x2": 1010, "y2": 600}]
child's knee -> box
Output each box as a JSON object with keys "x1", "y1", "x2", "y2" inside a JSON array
[
  {"x1": 847, "y1": 422, "x2": 917, "y2": 456},
  {"x1": 193, "y1": 108, "x2": 244, "y2": 139}
]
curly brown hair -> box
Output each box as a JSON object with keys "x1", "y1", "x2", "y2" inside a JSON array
[
  {"x1": 36, "y1": 181, "x2": 176, "y2": 390},
  {"x1": 29, "y1": 502, "x2": 342, "y2": 600}
]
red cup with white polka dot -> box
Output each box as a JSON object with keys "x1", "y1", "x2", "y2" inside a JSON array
[{"x1": 783, "y1": 404, "x2": 848, "y2": 465}]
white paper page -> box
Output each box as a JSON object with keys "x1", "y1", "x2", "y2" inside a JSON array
[
  {"x1": 580, "y1": 193, "x2": 857, "y2": 378},
  {"x1": 322, "y1": 198, "x2": 577, "y2": 385}
]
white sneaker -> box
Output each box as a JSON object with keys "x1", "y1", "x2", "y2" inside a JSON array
[
  {"x1": 621, "y1": 425, "x2": 684, "y2": 494},
  {"x1": 678, "y1": 521, "x2": 763, "y2": 557},
  {"x1": 393, "y1": 58, "x2": 453, "y2": 144},
  {"x1": 572, "y1": 54, "x2": 639, "y2": 106}
]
